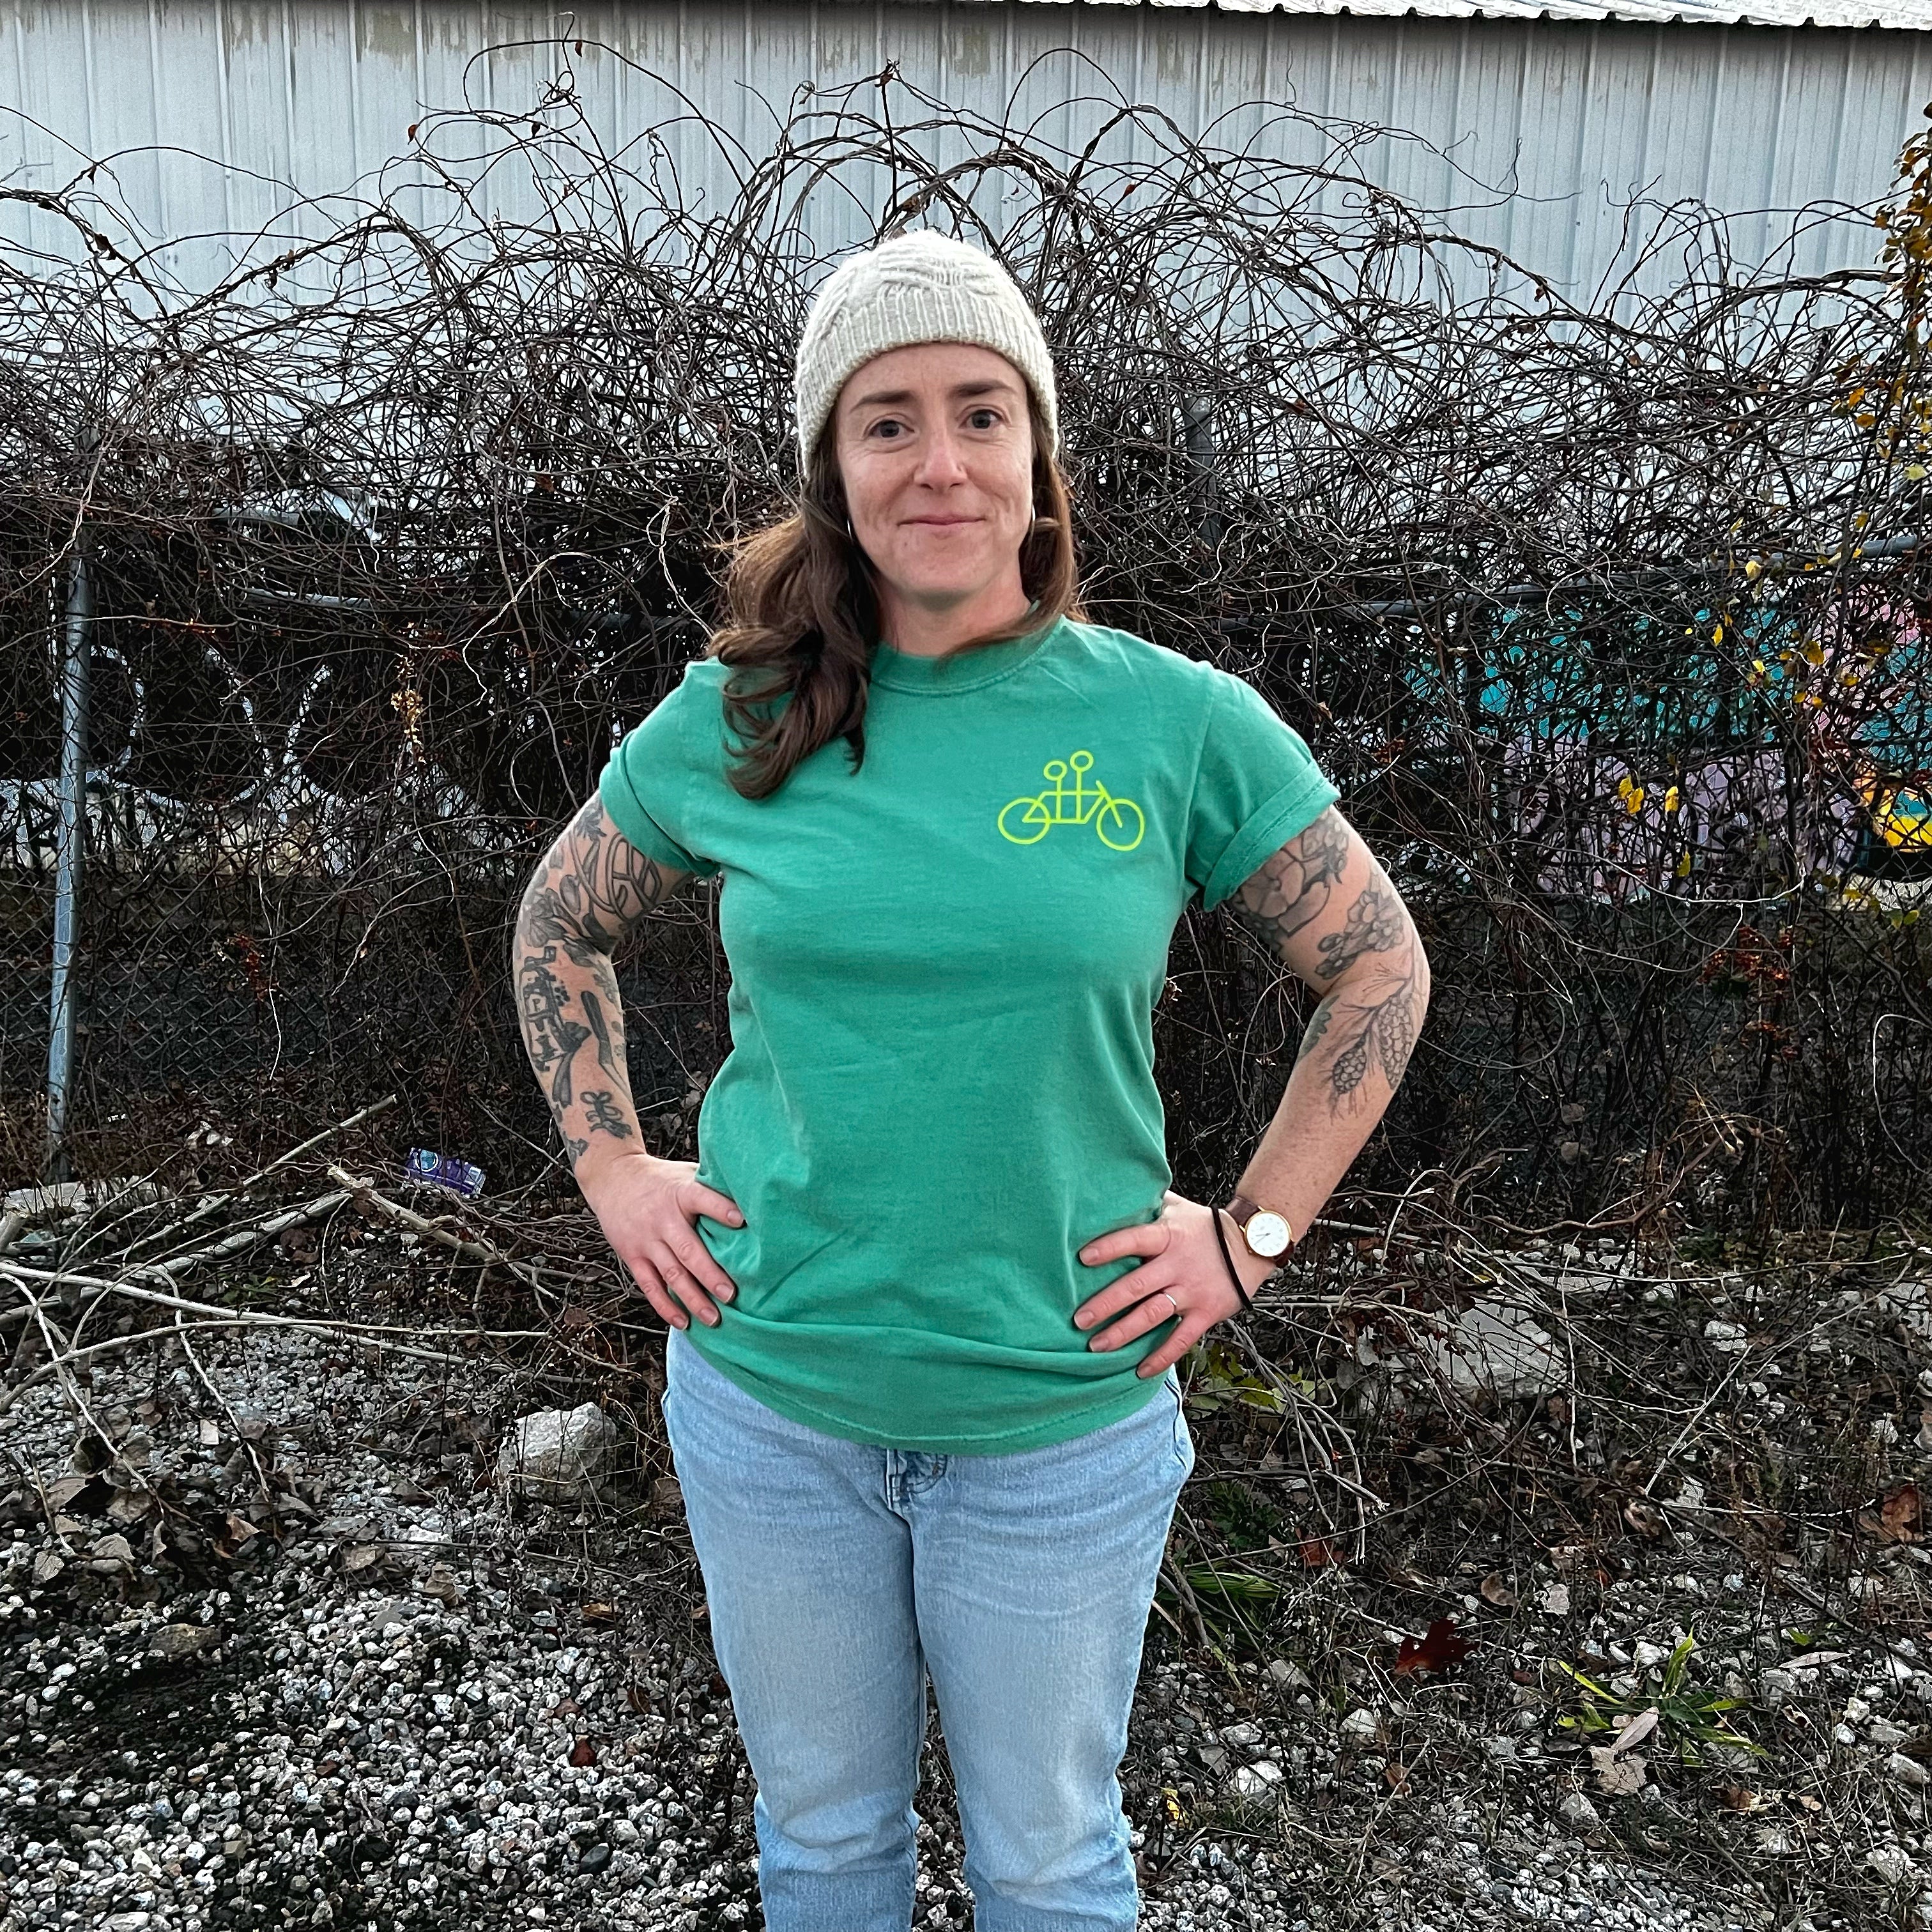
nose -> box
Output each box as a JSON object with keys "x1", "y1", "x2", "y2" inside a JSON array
[{"x1": 913, "y1": 424, "x2": 970, "y2": 488}]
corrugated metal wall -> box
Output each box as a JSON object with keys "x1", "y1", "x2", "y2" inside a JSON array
[{"x1": 3, "y1": 0, "x2": 1928, "y2": 293}]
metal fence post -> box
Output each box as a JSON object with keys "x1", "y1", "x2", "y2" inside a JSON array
[
  {"x1": 1183, "y1": 394, "x2": 1221, "y2": 549},
  {"x1": 45, "y1": 541, "x2": 91, "y2": 1183}
]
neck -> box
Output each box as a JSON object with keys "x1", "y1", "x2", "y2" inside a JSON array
[{"x1": 875, "y1": 569, "x2": 1032, "y2": 659}]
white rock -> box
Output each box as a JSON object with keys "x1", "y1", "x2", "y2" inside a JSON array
[
  {"x1": 1227, "y1": 1762, "x2": 1284, "y2": 1799},
  {"x1": 1632, "y1": 1639, "x2": 1670, "y2": 1669},
  {"x1": 1537, "y1": 1582, "x2": 1571, "y2": 1616},
  {"x1": 1558, "y1": 1791, "x2": 1600, "y2": 1828},
  {"x1": 496, "y1": 1404, "x2": 618, "y2": 1504},
  {"x1": 1340, "y1": 1707, "x2": 1380, "y2": 1742},
  {"x1": 1219, "y1": 1721, "x2": 1262, "y2": 1748},
  {"x1": 1889, "y1": 1752, "x2": 1931, "y2": 1789},
  {"x1": 1404, "y1": 1300, "x2": 1564, "y2": 1402},
  {"x1": 1867, "y1": 1844, "x2": 1919, "y2": 1887}
]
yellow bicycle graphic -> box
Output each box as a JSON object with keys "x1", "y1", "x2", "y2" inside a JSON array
[{"x1": 998, "y1": 749, "x2": 1146, "y2": 851}]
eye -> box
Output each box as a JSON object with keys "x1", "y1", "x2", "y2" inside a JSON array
[
  {"x1": 867, "y1": 417, "x2": 909, "y2": 441},
  {"x1": 966, "y1": 408, "x2": 1002, "y2": 431}
]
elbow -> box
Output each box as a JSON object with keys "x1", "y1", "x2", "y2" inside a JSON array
[{"x1": 1409, "y1": 924, "x2": 1433, "y2": 1010}]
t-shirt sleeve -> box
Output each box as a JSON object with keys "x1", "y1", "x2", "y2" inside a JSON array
[
  {"x1": 596, "y1": 664, "x2": 723, "y2": 878},
  {"x1": 1186, "y1": 669, "x2": 1340, "y2": 911}
]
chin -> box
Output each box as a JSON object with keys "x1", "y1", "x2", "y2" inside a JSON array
[{"x1": 894, "y1": 559, "x2": 1004, "y2": 601}]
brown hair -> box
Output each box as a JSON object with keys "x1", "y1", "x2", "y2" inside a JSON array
[{"x1": 705, "y1": 388, "x2": 1083, "y2": 801}]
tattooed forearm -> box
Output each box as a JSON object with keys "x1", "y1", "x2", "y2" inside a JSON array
[
  {"x1": 1299, "y1": 951, "x2": 1425, "y2": 1114},
  {"x1": 1231, "y1": 808, "x2": 1430, "y2": 1121},
  {"x1": 512, "y1": 799, "x2": 686, "y2": 1170},
  {"x1": 581, "y1": 1091, "x2": 635, "y2": 1139}
]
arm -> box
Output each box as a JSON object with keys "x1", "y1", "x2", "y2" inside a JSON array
[
  {"x1": 512, "y1": 795, "x2": 743, "y2": 1328},
  {"x1": 1220, "y1": 804, "x2": 1432, "y2": 1278},
  {"x1": 1071, "y1": 805, "x2": 1430, "y2": 1370}
]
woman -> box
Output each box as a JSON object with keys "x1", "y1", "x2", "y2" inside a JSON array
[{"x1": 512, "y1": 232, "x2": 1429, "y2": 1932}]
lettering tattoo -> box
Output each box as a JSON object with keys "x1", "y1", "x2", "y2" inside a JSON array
[
  {"x1": 512, "y1": 797, "x2": 684, "y2": 1165},
  {"x1": 1231, "y1": 808, "x2": 1427, "y2": 1117}
]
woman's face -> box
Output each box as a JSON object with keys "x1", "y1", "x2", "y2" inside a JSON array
[{"x1": 831, "y1": 341, "x2": 1035, "y2": 616}]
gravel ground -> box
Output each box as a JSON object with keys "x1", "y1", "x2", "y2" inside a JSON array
[{"x1": 5, "y1": 1225, "x2": 1932, "y2": 1932}]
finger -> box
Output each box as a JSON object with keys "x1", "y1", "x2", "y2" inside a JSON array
[
  {"x1": 621, "y1": 1259, "x2": 691, "y2": 1333},
  {"x1": 1077, "y1": 1221, "x2": 1172, "y2": 1268},
  {"x1": 1073, "y1": 1261, "x2": 1172, "y2": 1334},
  {"x1": 670, "y1": 1230, "x2": 738, "y2": 1303},
  {"x1": 686, "y1": 1184, "x2": 745, "y2": 1229},
  {"x1": 1135, "y1": 1314, "x2": 1216, "y2": 1379},
  {"x1": 1085, "y1": 1287, "x2": 1187, "y2": 1354},
  {"x1": 651, "y1": 1245, "x2": 724, "y2": 1327}
]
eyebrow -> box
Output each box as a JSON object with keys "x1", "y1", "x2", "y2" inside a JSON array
[{"x1": 845, "y1": 378, "x2": 1021, "y2": 413}]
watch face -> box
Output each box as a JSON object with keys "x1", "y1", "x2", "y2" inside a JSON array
[{"x1": 1244, "y1": 1210, "x2": 1291, "y2": 1258}]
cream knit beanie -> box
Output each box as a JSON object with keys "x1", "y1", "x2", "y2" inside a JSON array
[{"x1": 793, "y1": 231, "x2": 1060, "y2": 464}]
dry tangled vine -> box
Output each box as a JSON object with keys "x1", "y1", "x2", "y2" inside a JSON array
[{"x1": 0, "y1": 52, "x2": 1926, "y2": 1232}]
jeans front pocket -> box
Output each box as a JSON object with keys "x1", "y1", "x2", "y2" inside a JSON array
[{"x1": 1167, "y1": 1371, "x2": 1195, "y2": 1477}]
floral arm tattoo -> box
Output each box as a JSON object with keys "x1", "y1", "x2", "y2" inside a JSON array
[
  {"x1": 1230, "y1": 807, "x2": 1428, "y2": 1118},
  {"x1": 512, "y1": 797, "x2": 684, "y2": 1166}
]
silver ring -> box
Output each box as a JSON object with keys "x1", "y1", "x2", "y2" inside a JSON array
[{"x1": 1157, "y1": 1290, "x2": 1179, "y2": 1319}]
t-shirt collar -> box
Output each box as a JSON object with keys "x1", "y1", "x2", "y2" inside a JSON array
[{"x1": 868, "y1": 608, "x2": 1061, "y2": 696}]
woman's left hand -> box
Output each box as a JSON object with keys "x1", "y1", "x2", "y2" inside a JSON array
[{"x1": 1072, "y1": 1190, "x2": 1275, "y2": 1378}]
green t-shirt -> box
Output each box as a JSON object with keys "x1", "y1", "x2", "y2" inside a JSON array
[{"x1": 598, "y1": 614, "x2": 1338, "y2": 1453}]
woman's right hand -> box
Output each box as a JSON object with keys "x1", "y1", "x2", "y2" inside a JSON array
[{"x1": 577, "y1": 1151, "x2": 744, "y2": 1331}]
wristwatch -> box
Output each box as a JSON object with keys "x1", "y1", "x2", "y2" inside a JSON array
[{"x1": 1222, "y1": 1192, "x2": 1294, "y2": 1261}]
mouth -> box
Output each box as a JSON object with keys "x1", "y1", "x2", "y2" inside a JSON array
[{"x1": 903, "y1": 516, "x2": 981, "y2": 528}]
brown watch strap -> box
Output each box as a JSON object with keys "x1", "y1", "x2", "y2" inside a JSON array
[{"x1": 1225, "y1": 1192, "x2": 1295, "y2": 1251}]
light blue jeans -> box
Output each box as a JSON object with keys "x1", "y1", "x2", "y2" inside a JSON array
[{"x1": 661, "y1": 1325, "x2": 1195, "y2": 1931}]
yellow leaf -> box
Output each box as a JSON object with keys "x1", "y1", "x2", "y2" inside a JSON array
[
  {"x1": 1752, "y1": 659, "x2": 1766, "y2": 674},
  {"x1": 1713, "y1": 623, "x2": 1725, "y2": 644},
  {"x1": 1676, "y1": 850, "x2": 1693, "y2": 877},
  {"x1": 1908, "y1": 464, "x2": 1928, "y2": 480},
  {"x1": 1663, "y1": 786, "x2": 1681, "y2": 813},
  {"x1": 1624, "y1": 786, "x2": 1645, "y2": 815},
  {"x1": 1744, "y1": 559, "x2": 1761, "y2": 580}
]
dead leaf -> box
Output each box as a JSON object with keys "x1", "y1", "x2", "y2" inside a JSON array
[
  {"x1": 1878, "y1": 1483, "x2": 1923, "y2": 1544},
  {"x1": 581, "y1": 1601, "x2": 617, "y2": 1624},
  {"x1": 1298, "y1": 1537, "x2": 1338, "y2": 1569},
  {"x1": 1607, "y1": 1706, "x2": 1660, "y2": 1757},
  {"x1": 567, "y1": 1737, "x2": 598, "y2": 1767},
  {"x1": 1622, "y1": 1499, "x2": 1664, "y2": 1540},
  {"x1": 1480, "y1": 1572, "x2": 1517, "y2": 1607},
  {"x1": 1794, "y1": 1792, "x2": 1823, "y2": 1813},
  {"x1": 45, "y1": 1473, "x2": 99, "y2": 1512},
  {"x1": 32, "y1": 1550, "x2": 64, "y2": 1584},
  {"x1": 1722, "y1": 1784, "x2": 1765, "y2": 1812},
  {"x1": 197, "y1": 1418, "x2": 220, "y2": 1447},
  {"x1": 417, "y1": 1563, "x2": 462, "y2": 1605},
  {"x1": 342, "y1": 1543, "x2": 384, "y2": 1574},
  {"x1": 625, "y1": 1682, "x2": 654, "y2": 1715},
  {"x1": 1392, "y1": 1616, "x2": 1476, "y2": 1676},
  {"x1": 1383, "y1": 1760, "x2": 1410, "y2": 1791},
  {"x1": 1591, "y1": 1745, "x2": 1648, "y2": 1796},
  {"x1": 551, "y1": 1696, "x2": 581, "y2": 1719}
]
